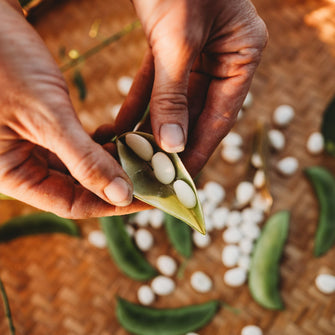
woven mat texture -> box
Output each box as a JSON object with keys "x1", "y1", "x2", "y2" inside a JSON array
[{"x1": 1, "y1": 0, "x2": 335, "y2": 334}]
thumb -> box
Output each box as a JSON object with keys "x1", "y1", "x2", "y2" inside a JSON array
[
  {"x1": 150, "y1": 39, "x2": 194, "y2": 153},
  {"x1": 49, "y1": 119, "x2": 133, "y2": 207}
]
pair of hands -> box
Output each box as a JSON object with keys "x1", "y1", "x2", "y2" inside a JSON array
[{"x1": 0, "y1": 0, "x2": 267, "y2": 218}]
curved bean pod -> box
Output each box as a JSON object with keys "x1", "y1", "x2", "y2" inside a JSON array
[
  {"x1": 305, "y1": 166, "x2": 335, "y2": 256},
  {"x1": 116, "y1": 296, "x2": 220, "y2": 335},
  {"x1": 249, "y1": 210, "x2": 290, "y2": 310},
  {"x1": 0, "y1": 212, "x2": 80, "y2": 242},
  {"x1": 100, "y1": 216, "x2": 157, "y2": 281}
]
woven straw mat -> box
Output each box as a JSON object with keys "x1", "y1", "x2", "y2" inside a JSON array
[{"x1": 1, "y1": 0, "x2": 335, "y2": 334}]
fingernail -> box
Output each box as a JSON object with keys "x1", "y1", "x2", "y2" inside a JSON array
[
  {"x1": 160, "y1": 123, "x2": 185, "y2": 153},
  {"x1": 104, "y1": 177, "x2": 132, "y2": 206}
]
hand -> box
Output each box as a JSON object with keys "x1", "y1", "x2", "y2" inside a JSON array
[
  {"x1": 116, "y1": 0, "x2": 267, "y2": 177},
  {"x1": 0, "y1": 0, "x2": 149, "y2": 218}
]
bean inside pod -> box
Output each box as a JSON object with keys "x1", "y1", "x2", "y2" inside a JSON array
[{"x1": 116, "y1": 131, "x2": 205, "y2": 234}]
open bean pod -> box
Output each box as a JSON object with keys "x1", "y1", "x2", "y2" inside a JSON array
[{"x1": 116, "y1": 132, "x2": 205, "y2": 234}]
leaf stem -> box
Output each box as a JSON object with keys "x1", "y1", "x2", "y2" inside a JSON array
[
  {"x1": 60, "y1": 20, "x2": 141, "y2": 73},
  {"x1": 0, "y1": 279, "x2": 16, "y2": 335}
]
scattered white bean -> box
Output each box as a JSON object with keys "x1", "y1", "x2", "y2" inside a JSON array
[
  {"x1": 148, "y1": 209, "x2": 165, "y2": 229},
  {"x1": 238, "y1": 255, "x2": 251, "y2": 271},
  {"x1": 221, "y1": 146, "x2": 243, "y2": 164},
  {"x1": 236, "y1": 181, "x2": 255, "y2": 207},
  {"x1": 237, "y1": 109, "x2": 244, "y2": 120},
  {"x1": 88, "y1": 230, "x2": 107, "y2": 248},
  {"x1": 240, "y1": 222, "x2": 261, "y2": 240},
  {"x1": 241, "y1": 208, "x2": 264, "y2": 224},
  {"x1": 273, "y1": 104, "x2": 295, "y2": 127},
  {"x1": 251, "y1": 153, "x2": 263, "y2": 168},
  {"x1": 222, "y1": 245, "x2": 240, "y2": 268},
  {"x1": 186, "y1": 333, "x2": 199, "y2": 335},
  {"x1": 223, "y1": 227, "x2": 243, "y2": 244},
  {"x1": 204, "y1": 215, "x2": 214, "y2": 233},
  {"x1": 134, "y1": 210, "x2": 151, "y2": 227},
  {"x1": 193, "y1": 231, "x2": 211, "y2": 248},
  {"x1": 226, "y1": 210, "x2": 242, "y2": 227},
  {"x1": 190, "y1": 271, "x2": 213, "y2": 293},
  {"x1": 108, "y1": 103, "x2": 121, "y2": 121},
  {"x1": 117, "y1": 75, "x2": 133, "y2": 96},
  {"x1": 125, "y1": 133, "x2": 154, "y2": 161},
  {"x1": 307, "y1": 132, "x2": 324, "y2": 155},
  {"x1": 202, "y1": 201, "x2": 217, "y2": 217},
  {"x1": 125, "y1": 224, "x2": 135, "y2": 237},
  {"x1": 211, "y1": 207, "x2": 229, "y2": 230},
  {"x1": 251, "y1": 193, "x2": 272, "y2": 213},
  {"x1": 241, "y1": 325, "x2": 263, "y2": 335},
  {"x1": 156, "y1": 255, "x2": 177, "y2": 277},
  {"x1": 197, "y1": 189, "x2": 207, "y2": 204},
  {"x1": 242, "y1": 92, "x2": 253, "y2": 109},
  {"x1": 151, "y1": 276, "x2": 175, "y2": 296},
  {"x1": 315, "y1": 274, "x2": 335, "y2": 294},
  {"x1": 276, "y1": 156, "x2": 299, "y2": 176},
  {"x1": 134, "y1": 229, "x2": 154, "y2": 252},
  {"x1": 253, "y1": 170, "x2": 266, "y2": 189},
  {"x1": 222, "y1": 132, "x2": 243, "y2": 147},
  {"x1": 203, "y1": 181, "x2": 225, "y2": 205},
  {"x1": 137, "y1": 285, "x2": 155, "y2": 305},
  {"x1": 223, "y1": 267, "x2": 247, "y2": 287},
  {"x1": 239, "y1": 237, "x2": 254, "y2": 255},
  {"x1": 173, "y1": 180, "x2": 197, "y2": 209},
  {"x1": 268, "y1": 129, "x2": 285, "y2": 151},
  {"x1": 152, "y1": 152, "x2": 176, "y2": 184}
]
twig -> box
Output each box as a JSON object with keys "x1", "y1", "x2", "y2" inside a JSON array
[
  {"x1": 0, "y1": 279, "x2": 16, "y2": 335},
  {"x1": 60, "y1": 20, "x2": 141, "y2": 73}
]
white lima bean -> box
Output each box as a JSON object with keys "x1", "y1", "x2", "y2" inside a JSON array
[
  {"x1": 253, "y1": 170, "x2": 266, "y2": 189},
  {"x1": 276, "y1": 157, "x2": 299, "y2": 176},
  {"x1": 242, "y1": 92, "x2": 253, "y2": 109},
  {"x1": 151, "y1": 276, "x2": 175, "y2": 296},
  {"x1": 226, "y1": 210, "x2": 242, "y2": 227},
  {"x1": 223, "y1": 227, "x2": 243, "y2": 244},
  {"x1": 190, "y1": 271, "x2": 213, "y2": 293},
  {"x1": 193, "y1": 231, "x2": 211, "y2": 248},
  {"x1": 88, "y1": 230, "x2": 107, "y2": 249},
  {"x1": 211, "y1": 207, "x2": 229, "y2": 230},
  {"x1": 242, "y1": 207, "x2": 264, "y2": 224},
  {"x1": 273, "y1": 104, "x2": 295, "y2": 127},
  {"x1": 156, "y1": 255, "x2": 177, "y2": 277},
  {"x1": 137, "y1": 285, "x2": 155, "y2": 306},
  {"x1": 117, "y1": 75, "x2": 133, "y2": 96},
  {"x1": 134, "y1": 210, "x2": 151, "y2": 227},
  {"x1": 315, "y1": 274, "x2": 335, "y2": 294},
  {"x1": 223, "y1": 267, "x2": 247, "y2": 287},
  {"x1": 307, "y1": 132, "x2": 324, "y2": 155},
  {"x1": 238, "y1": 255, "x2": 251, "y2": 271},
  {"x1": 240, "y1": 222, "x2": 261, "y2": 240},
  {"x1": 173, "y1": 180, "x2": 197, "y2": 209},
  {"x1": 251, "y1": 153, "x2": 263, "y2": 168},
  {"x1": 268, "y1": 129, "x2": 285, "y2": 151},
  {"x1": 236, "y1": 181, "x2": 255, "y2": 207},
  {"x1": 152, "y1": 152, "x2": 176, "y2": 184},
  {"x1": 134, "y1": 228, "x2": 154, "y2": 252},
  {"x1": 239, "y1": 238, "x2": 254, "y2": 255},
  {"x1": 125, "y1": 133, "x2": 154, "y2": 161},
  {"x1": 186, "y1": 333, "x2": 199, "y2": 335},
  {"x1": 241, "y1": 325, "x2": 263, "y2": 335},
  {"x1": 222, "y1": 245, "x2": 240, "y2": 268},
  {"x1": 148, "y1": 209, "x2": 165, "y2": 228},
  {"x1": 221, "y1": 132, "x2": 243, "y2": 147},
  {"x1": 203, "y1": 181, "x2": 226, "y2": 204},
  {"x1": 221, "y1": 146, "x2": 243, "y2": 164}
]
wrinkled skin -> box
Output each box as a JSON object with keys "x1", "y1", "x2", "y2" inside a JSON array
[{"x1": 0, "y1": 0, "x2": 267, "y2": 218}]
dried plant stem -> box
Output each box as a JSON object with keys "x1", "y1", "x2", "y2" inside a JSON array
[
  {"x1": 0, "y1": 279, "x2": 15, "y2": 335},
  {"x1": 60, "y1": 20, "x2": 141, "y2": 73}
]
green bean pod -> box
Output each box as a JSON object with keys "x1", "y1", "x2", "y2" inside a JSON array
[
  {"x1": 116, "y1": 296, "x2": 220, "y2": 335},
  {"x1": 100, "y1": 216, "x2": 157, "y2": 281},
  {"x1": 164, "y1": 213, "x2": 192, "y2": 258},
  {"x1": 305, "y1": 166, "x2": 335, "y2": 257},
  {"x1": 0, "y1": 212, "x2": 80, "y2": 242},
  {"x1": 249, "y1": 210, "x2": 290, "y2": 310}
]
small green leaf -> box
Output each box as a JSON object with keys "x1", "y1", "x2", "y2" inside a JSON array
[
  {"x1": 321, "y1": 95, "x2": 335, "y2": 157},
  {"x1": 116, "y1": 132, "x2": 205, "y2": 234},
  {"x1": 72, "y1": 70, "x2": 87, "y2": 101}
]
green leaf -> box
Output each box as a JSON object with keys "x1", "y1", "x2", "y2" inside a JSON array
[
  {"x1": 72, "y1": 70, "x2": 87, "y2": 101},
  {"x1": 116, "y1": 132, "x2": 205, "y2": 234}
]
